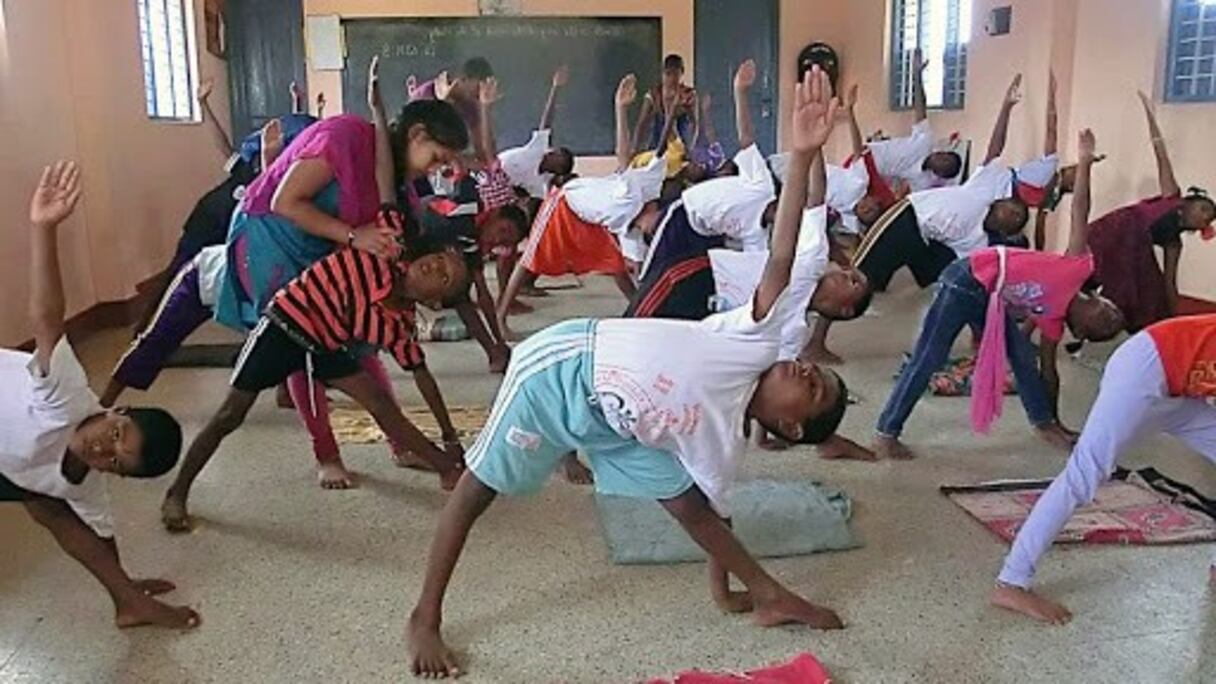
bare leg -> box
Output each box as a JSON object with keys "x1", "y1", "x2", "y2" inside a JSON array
[
  {"x1": 409, "y1": 472, "x2": 498, "y2": 678},
  {"x1": 990, "y1": 583, "x2": 1073, "y2": 625},
  {"x1": 559, "y1": 453, "x2": 594, "y2": 485},
  {"x1": 660, "y1": 487, "x2": 843, "y2": 629},
  {"x1": 162, "y1": 389, "x2": 259, "y2": 532},
  {"x1": 707, "y1": 517, "x2": 754, "y2": 614},
  {"x1": 873, "y1": 433, "x2": 916, "y2": 460},
  {"x1": 815, "y1": 434, "x2": 878, "y2": 461},
  {"x1": 803, "y1": 317, "x2": 843, "y2": 365},
  {"x1": 612, "y1": 271, "x2": 637, "y2": 300}
]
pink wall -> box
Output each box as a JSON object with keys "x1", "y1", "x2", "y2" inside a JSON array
[
  {"x1": 778, "y1": 0, "x2": 1216, "y2": 300},
  {"x1": 0, "y1": 0, "x2": 231, "y2": 346}
]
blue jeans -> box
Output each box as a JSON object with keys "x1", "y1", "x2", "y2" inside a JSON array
[{"x1": 876, "y1": 259, "x2": 1054, "y2": 437}]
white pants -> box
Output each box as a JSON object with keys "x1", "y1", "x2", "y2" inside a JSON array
[{"x1": 998, "y1": 331, "x2": 1216, "y2": 587}]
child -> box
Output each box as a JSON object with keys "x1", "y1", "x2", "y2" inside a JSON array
[
  {"x1": 866, "y1": 49, "x2": 962, "y2": 192},
  {"x1": 160, "y1": 218, "x2": 472, "y2": 531},
  {"x1": 2, "y1": 162, "x2": 193, "y2": 628},
  {"x1": 1084, "y1": 91, "x2": 1216, "y2": 331},
  {"x1": 632, "y1": 54, "x2": 698, "y2": 160},
  {"x1": 498, "y1": 66, "x2": 576, "y2": 199},
  {"x1": 990, "y1": 313, "x2": 1216, "y2": 624},
  {"x1": 872, "y1": 130, "x2": 1125, "y2": 461},
  {"x1": 407, "y1": 67, "x2": 849, "y2": 679},
  {"x1": 494, "y1": 76, "x2": 668, "y2": 339}
]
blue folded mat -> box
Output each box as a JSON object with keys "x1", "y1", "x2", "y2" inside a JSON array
[{"x1": 595, "y1": 479, "x2": 859, "y2": 565}]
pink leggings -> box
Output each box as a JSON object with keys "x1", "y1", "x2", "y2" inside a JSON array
[{"x1": 286, "y1": 354, "x2": 402, "y2": 464}]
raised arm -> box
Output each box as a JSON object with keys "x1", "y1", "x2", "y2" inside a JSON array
[
  {"x1": 1139, "y1": 91, "x2": 1181, "y2": 197},
  {"x1": 753, "y1": 66, "x2": 837, "y2": 320},
  {"x1": 809, "y1": 149, "x2": 827, "y2": 209},
  {"x1": 630, "y1": 91, "x2": 655, "y2": 159},
  {"x1": 911, "y1": 48, "x2": 928, "y2": 123},
  {"x1": 290, "y1": 81, "x2": 305, "y2": 114},
  {"x1": 614, "y1": 74, "x2": 638, "y2": 172},
  {"x1": 315, "y1": 92, "x2": 327, "y2": 119},
  {"x1": 1045, "y1": 71, "x2": 1058, "y2": 157},
  {"x1": 984, "y1": 74, "x2": 1022, "y2": 165},
  {"x1": 653, "y1": 93, "x2": 682, "y2": 158},
  {"x1": 271, "y1": 159, "x2": 397, "y2": 258},
  {"x1": 477, "y1": 77, "x2": 501, "y2": 164},
  {"x1": 733, "y1": 59, "x2": 758, "y2": 150},
  {"x1": 367, "y1": 56, "x2": 396, "y2": 204},
  {"x1": 844, "y1": 84, "x2": 865, "y2": 157},
  {"x1": 1066, "y1": 128, "x2": 1097, "y2": 257},
  {"x1": 538, "y1": 65, "x2": 568, "y2": 133},
  {"x1": 28, "y1": 161, "x2": 83, "y2": 372},
  {"x1": 197, "y1": 80, "x2": 234, "y2": 157}
]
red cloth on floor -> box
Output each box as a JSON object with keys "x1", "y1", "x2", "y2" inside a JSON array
[{"x1": 648, "y1": 653, "x2": 832, "y2": 684}]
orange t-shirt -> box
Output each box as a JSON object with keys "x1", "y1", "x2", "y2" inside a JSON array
[{"x1": 1146, "y1": 315, "x2": 1216, "y2": 398}]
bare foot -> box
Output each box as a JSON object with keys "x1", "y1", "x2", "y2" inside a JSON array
[
  {"x1": 804, "y1": 344, "x2": 844, "y2": 366},
  {"x1": 560, "y1": 454, "x2": 594, "y2": 485},
  {"x1": 990, "y1": 584, "x2": 1072, "y2": 625},
  {"x1": 507, "y1": 300, "x2": 534, "y2": 314},
  {"x1": 714, "y1": 590, "x2": 754, "y2": 614},
  {"x1": 392, "y1": 450, "x2": 436, "y2": 471},
  {"x1": 817, "y1": 439, "x2": 878, "y2": 462},
  {"x1": 317, "y1": 461, "x2": 356, "y2": 489},
  {"x1": 1036, "y1": 423, "x2": 1077, "y2": 452},
  {"x1": 132, "y1": 579, "x2": 177, "y2": 596},
  {"x1": 753, "y1": 591, "x2": 844, "y2": 630},
  {"x1": 873, "y1": 434, "x2": 915, "y2": 460},
  {"x1": 409, "y1": 611, "x2": 462, "y2": 678},
  {"x1": 115, "y1": 595, "x2": 200, "y2": 630},
  {"x1": 161, "y1": 495, "x2": 192, "y2": 533}
]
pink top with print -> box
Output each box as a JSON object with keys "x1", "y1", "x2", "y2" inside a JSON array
[{"x1": 969, "y1": 248, "x2": 1095, "y2": 342}]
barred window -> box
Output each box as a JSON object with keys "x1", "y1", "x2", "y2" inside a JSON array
[
  {"x1": 890, "y1": 0, "x2": 971, "y2": 110},
  {"x1": 1166, "y1": 0, "x2": 1216, "y2": 103},
  {"x1": 137, "y1": 0, "x2": 198, "y2": 120}
]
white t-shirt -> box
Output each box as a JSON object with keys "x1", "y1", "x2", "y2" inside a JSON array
[
  {"x1": 498, "y1": 129, "x2": 553, "y2": 199},
  {"x1": 682, "y1": 145, "x2": 775, "y2": 252},
  {"x1": 826, "y1": 162, "x2": 870, "y2": 235},
  {"x1": 869, "y1": 120, "x2": 934, "y2": 188},
  {"x1": 593, "y1": 286, "x2": 798, "y2": 513},
  {"x1": 564, "y1": 175, "x2": 643, "y2": 237},
  {"x1": 195, "y1": 245, "x2": 227, "y2": 308},
  {"x1": 1016, "y1": 154, "x2": 1060, "y2": 189},
  {"x1": 0, "y1": 338, "x2": 113, "y2": 537},
  {"x1": 908, "y1": 162, "x2": 1013, "y2": 257},
  {"x1": 709, "y1": 206, "x2": 830, "y2": 361}
]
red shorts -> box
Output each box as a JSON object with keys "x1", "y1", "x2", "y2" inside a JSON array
[{"x1": 520, "y1": 191, "x2": 626, "y2": 276}]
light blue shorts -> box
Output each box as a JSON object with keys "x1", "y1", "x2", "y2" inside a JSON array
[{"x1": 466, "y1": 318, "x2": 695, "y2": 501}]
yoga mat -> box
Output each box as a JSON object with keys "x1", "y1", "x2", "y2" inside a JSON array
[
  {"x1": 596, "y1": 479, "x2": 858, "y2": 565},
  {"x1": 329, "y1": 405, "x2": 489, "y2": 444},
  {"x1": 942, "y1": 469, "x2": 1216, "y2": 545}
]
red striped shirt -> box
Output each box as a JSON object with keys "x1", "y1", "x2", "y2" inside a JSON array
[{"x1": 267, "y1": 249, "x2": 425, "y2": 369}]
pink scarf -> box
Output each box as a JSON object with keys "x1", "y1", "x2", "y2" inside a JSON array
[{"x1": 971, "y1": 246, "x2": 1009, "y2": 434}]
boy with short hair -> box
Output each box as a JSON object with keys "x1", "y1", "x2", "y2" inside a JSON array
[
  {"x1": 408, "y1": 67, "x2": 848, "y2": 679},
  {"x1": 2, "y1": 162, "x2": 195, "y2": 629}
]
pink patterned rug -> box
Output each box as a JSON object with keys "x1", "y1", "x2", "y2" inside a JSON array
[{"x1": 943, "y1": 477, "x2": 1216, "y2": 545}]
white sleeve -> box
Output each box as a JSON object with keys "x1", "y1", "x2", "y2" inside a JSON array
[
  {"x1": 701, "y1": 283, "x2": 800, "y2": 340},
  {"x1": 1015, "y1": 154, "x2": 1060, "y2": 189},
  {"x1": 709, "y1": 249, "x2": 767, "y2": 309},
  {"x1": 67, "y1": 476, "x2": 115, "y2": 539},
  {"x1": 868, "y1": 120, "x2": 934, "y2": 179},
  {"x1": 734, "y1": 144, "x2": 772, "y2": 184},
  {"x1": 825, "y1": 163, "x2": 868, "y2": 215},
  {"x1": 498, "y1": 129, "x2": 550, "y2": 187},
  {"x1": 965, "y1": 163, "x2": 1014, "y2": 202},
  {"x1": 767, "y1": 152, "x2": 791, "y2": 184},
  {"x1": 27, "y1": 338, "x2": 100, "y2": 425}
]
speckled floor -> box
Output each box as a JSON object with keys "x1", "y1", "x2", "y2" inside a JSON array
[{"x1": 2, "y1": 273, "x2": 1213, "y2": 684}]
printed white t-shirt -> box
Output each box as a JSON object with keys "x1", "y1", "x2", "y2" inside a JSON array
[
  {"x1": 908, "y1": 162, "x2": 1013, "y2": 257},
  {"x1": 592, "y1": 286, "x2": 799, "y2": 513},
  {"x1": 498, "y1": 129, "x2": 553, "y2": 199},
  {"x1": 564, "y1": 156, "x2": 665, "y2": 238},
  {"x1": 682, "y1": 144, "x2": 775, "y2": 252},
  {"x1": 767, "y1": 153, "x2": 869, "y2": 235},
  {"x1": 709, "y1": 206, "x2": 830, "y2": 360},
  {"x1": 0, "y1": 338, "x2": 113, "y2": 537},
  {"x1": 869, "y1": 120, "x2": 934, "y2": 188}
]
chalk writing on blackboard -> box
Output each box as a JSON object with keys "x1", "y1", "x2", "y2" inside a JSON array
[{"x1": 380, "y1": 42, "x2": 439, "y2": 58}]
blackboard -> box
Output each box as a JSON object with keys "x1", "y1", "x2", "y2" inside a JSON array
[{"x1": 341, "y1": 17, "x2": 662, "y2": 156}]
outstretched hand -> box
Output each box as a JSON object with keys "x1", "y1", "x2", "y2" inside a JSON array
[
  {"x1": 790, "y1": 66, "x2": 839, "y2": 154},
  {"x1": 734, "y1": 58, "x2": 757, "y2": 92},
  {"x1": 479, "y1": 76, "x2": 501, "y2": 106},
  {"x1": 1078, "y1": 128, "x2": 1097, "y2": 162},
  {"x1": 615, "y1": 73, "x2": 637, "y2": 108},
  {"x1": 1004, "y1": 74, "x2": 1024, "y2": 107},
  {"x1": 552, "y1": 65, "x2": 569, "y2": 88},
  {"x1": 434, "y1": 71, "x2": 457, "y2": 101},
  {"x1": 30, "y1": 161, "x2": 82, "y2": 227}
]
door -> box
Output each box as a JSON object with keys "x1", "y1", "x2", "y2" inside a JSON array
[
  {"x1": 694, "y1": 0, "x2": 779, "y2": 154},
  {"x1": 226, "y1": 0, "x2": 308, "y2": 140}
]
